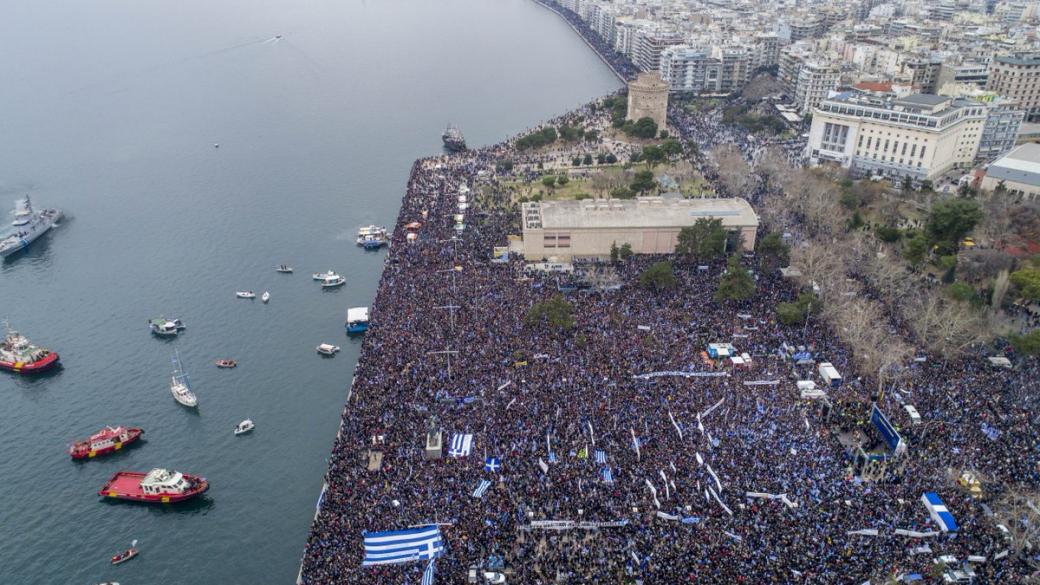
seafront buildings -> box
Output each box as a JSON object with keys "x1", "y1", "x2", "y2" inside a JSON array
[{"x1": 549, "y1": 0, "x2": 1040, "y2": 178}]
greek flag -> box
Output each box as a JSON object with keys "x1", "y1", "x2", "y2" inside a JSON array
[
  {"x1": 921, "y1": 492, "x2": 958, "y2": 532},
  {"x1": 547, "y1": 451, "x2": 558, "y2": 464},
  {"x1": 421, "y1": 559, "x2": 435, "y2": 585},
  {"x1": 449, "y1": 433, "x2": 473, "y2": 457},
  {"x1": 361, "y1": 525, "x2": 444, "y2": 565},
  {"x1": 472, "y1": 479, "x2": 493, "y2": 499},
  {"x1": 484, "y1": 456, "x2": 501, "y2": 473},
  {"x1": 594, "y1": 450, "x2": 606, "y2": 464},
  {"x1": 601, "y1": 467, "x2": 614, "y2": 483}
]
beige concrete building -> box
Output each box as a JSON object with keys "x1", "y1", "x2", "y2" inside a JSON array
[
  {"x1": 987, "y1": 54, "x2": 1040, "y2": 122},
  {"x1": 626, "y1": 72, "x2": 669, "y2": 130},
  {"x1": 979, "y1": 143, "x2": 1040, "y2": 200},
  {"x1": 806, "y1": 92, "x2": 987, "y2": 182},
  {"x1": 520, "y1": 197, "x2": 759, "y2": 261}
]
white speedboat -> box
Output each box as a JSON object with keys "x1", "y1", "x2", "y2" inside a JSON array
[
  {"x1": 170, "y1": 351, "x2": 198, "y2": 408},
  {"x1": 275, "y1": 265, "x2": 293, "y2": 273},
  {"x1": 312, "y1": 270, "x2": 335, "y2": 280},
  {"x1": 236, "y1": 291, "x2": 256, "y2": 299},
  {"x1": 320, "y1": 274, "x2": 345, "y2": 288},
  {"x1": 234, "y1": 419, "x2": 255, "y2": 435},
  {"x1": 356, "y1": 225, "x2": 387, "y2": 244},
  {"x1": 261, "y1": 291, "x2": 270, "y2": 303},
  {"x1": 316, "y1": 343, "x2": 340, "y2": 356}
]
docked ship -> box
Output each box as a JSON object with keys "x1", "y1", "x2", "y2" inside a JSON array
[
  {"x1": 0, "y1": 327, "x2": 60, "y2": 374},
  {"x1": 0, "y1": 195, "x2": 62, "y2": 259},
  {"x1": 357, "y1": 228, "x2": 387, "y2": 250},
  {"x1": 442, "y1": 124, "x2": 466, "y2": 152},
  {"x1": 98, "y1": 468, "x2": 209, "y2": 503},
  {"x1": 69, "y1": 426, "x2": 144, "y2": 459}
]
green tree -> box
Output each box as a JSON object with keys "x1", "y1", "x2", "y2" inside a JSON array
[
  {"x1": 610, "y1": 241, "x2": 620, "y2": 264},
  {"x1": 846, "y1": 211, "x2": 865, "y2": 231},
  {"x1": 1010, "y1": 330, "x2": 1040, "y2": 355},
  {"x1": 583, "y1": 154, "x2": 594, "y2": 166},
  {"x1": 904, "y1": 233, "x2": 929, "y2": 267},
  {"x1": 659, "y1": 130, "x2": 669, "y2": 139},
  {"x1": 776, "y1": 293, "x2": 820, "y2": 325},
  {"x1": 875, "y1": 225, "x2": 902, "y2": 243},
  {"x1": 926, "y1": 199, "x2": 982, "y2": 249},
  {"x1": 756, "y1": 232, "x2": 790, "y2": 272},
  {"x1": 605, "y1": 153, "x2": 618, "y2": 164},
  {"x1": 624, "y1": 117, "x2": 658, "y2": 139},
  {"x1": 1010, "y1": 268, "x2": 1040, "y2": 300},
  {"x1": 947, "y1": 282, "x2": 978, "y2": 304},
  {"x1": 524, "y1": 294, "x2": 575, "y2": 331},
  {"x1": 715, "y1": 255, "x2": 756, "y2": 302},
  {"x1": 619, "y1": 243, "x2": 633, "y2": 260},
  {"x1": 630, "y1": 169, "x2": 657, "y2": 194},
  {"x1": 556, "y1": 175, "x2": 570, "y2": 187},
  {"x1": 676, "y1": 218, "x2": 727, "y2": 261},
  {"x1": 639, "y1": 261, "x2": 677, "y2": 291},
  {"x1": 660, "y1": 139, "x2": 683, "y2": 157},
  {"x1": 642, "y1": 145, "x2": 666, "y2": 168},
  {"x1": 610, "y1": 186, "x2": 636, "y2": 199},
  {"x1": 541, "y1": 175, "x2": 556, "y2": 189},
  {"x1": 572, "y1": 156, "x2": 583, "y2": 166}
]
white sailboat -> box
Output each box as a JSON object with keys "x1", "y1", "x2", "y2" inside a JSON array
[{"x1": 170, "y1": 351, "x2": 198, "y2": 408}]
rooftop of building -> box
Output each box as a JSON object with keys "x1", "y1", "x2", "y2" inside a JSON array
[
  {"x1": 525, "y1": 197, "x2": 759, "y2": 230},
  {"x1": 994, "y1": 53, "x2": 1040, "y2": 66},
  {"x1": 986, "y1": 143, "x2": 1040, "y2": 187}
]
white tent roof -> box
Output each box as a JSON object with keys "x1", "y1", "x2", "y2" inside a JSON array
[{"x1": 347, "y1": 307, "x2": 369, "y2": 322}]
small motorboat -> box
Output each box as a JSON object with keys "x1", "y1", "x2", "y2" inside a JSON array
[
  {"x1": 312, "y1": 270, "x2": 335, "y2": 280},
  {"x1": 275, "y1": 265, "x2": 293, "y2": 273},
  {"x1": 261, "y1": 291, "x2": 270, "y2": 303},
  {"x1": 321, "y1": 274, "x2": 345, "y2": 288},
  {"x1": 215, "y1": 359, "x2": 237, "y2": 369},
  {"x1": 111, "y1": 541, "x2": 138, "y2": 565},
  {"x1": 234, "y1": 419, "x2": 255, "y2": 435},
  {"x1": 236, "y1": 291, "x2": 256, "y2": 299},
  {"x1": 316, "y1": 343, "x2": 340, "y2": 356},
  {"x1": 149, "y1": 317, "x2": 185, "y2": 337}
]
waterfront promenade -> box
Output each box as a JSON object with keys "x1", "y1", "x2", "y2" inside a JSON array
[{"x1": 298, "y1": 94, "x2": 1038, "y2": 582}]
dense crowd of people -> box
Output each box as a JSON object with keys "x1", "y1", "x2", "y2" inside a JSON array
[
  {"x1": 533, "y1": 0, "x2": 638, "y2": 82},
  {"x1": 297, "y1": 92, "x2": 1040, "y2": 583}
]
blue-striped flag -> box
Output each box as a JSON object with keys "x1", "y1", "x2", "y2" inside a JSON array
[
  {"x1": 472, "y1": 479, "x2": 493, "y2": 499},
  {"x1": 449, "y1": 433, "x2": 473, "y2": 457},
  {"x1": 421, "y1": 559, "x2": 435, "y2": 585},
  {"x1": 594, "y1": 450, "x2": 606, "y2": 464},
  {"x1": 548, "y1": 451, "x2": 558, "y2": 464},
  {"x1": 601, "y1": 467, "x2": 614, "y2": 483},
  {"x1": 361, "y1": 525, "x2": 444, "y2": 566}
]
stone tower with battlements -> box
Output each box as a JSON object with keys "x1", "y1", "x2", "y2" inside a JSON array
[{"x1": 626, "y1": 72, "x2": 669, "y2": 131}]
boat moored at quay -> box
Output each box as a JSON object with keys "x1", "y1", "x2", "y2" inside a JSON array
[
  {"x1": 69, "y1": 426, "x2": 144, "y2": 459},
  {"x1": 98, "y1": 468, "x2": 208, "y2": 503}
]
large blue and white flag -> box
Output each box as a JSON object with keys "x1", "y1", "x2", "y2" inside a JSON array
[
  {"x1": 449, "y1": 433, "x2": 473, "y2": 457},
  {"x1": 547, "y1": 451, "x2": 558, "y2": 464},
  {"x1": 601, "y1": 466, "x2": 614, "y2": 483},
  {"x1": 921, "y1": 492, "x2": 958, "y2": 532},
  {"x1": 472, "y1": 479, "x2": 493, "y2": 499},
  {"x1": 594, "y1": 450, "x2": 607, "y2": 465},
  {"x1": 362, "y1": 525, "x2": 444, "y2": 566},
  {"x1": 421, "y1": 559, "x2": 435, "y2": 585},
  {"x1": 484, "y1": 456, "x2": 501, "y2": 473}
]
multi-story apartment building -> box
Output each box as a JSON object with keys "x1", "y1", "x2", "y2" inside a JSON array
[
  {"x1": 987, "y1": 53, "x2": 1040, "y2": 121},
  {"x1": 753, "y1": 33, "x2": 780, "y2": 71},
  {"x1": 936, "y1": 63, "x2": 990, "y2": 90},
  {"x1": 659, "y1": 45, "x2": 750, "y2": 93},
  {"x1": 905, "y1": 56, "x2": 944, "y2": 93},
  {"x1": 806, "y1": 92, "x2": 988, "y2": 181},
  {"x1": 780, "y1": 46, "x2": 841, "y2": 115},
  {"x1": 632, "y1": 25, "x2": 684, "y2": 72}
]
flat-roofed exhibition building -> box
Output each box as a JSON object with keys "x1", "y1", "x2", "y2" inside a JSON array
[
  {"x1": 980, "y1": 142, "x2": 1040, "y2": 200},
  {"x1": 520, "y1": 197, "x2": 759, "y2": 260}
]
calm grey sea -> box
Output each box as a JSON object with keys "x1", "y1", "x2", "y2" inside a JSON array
[{"x1": 0, "y1": 0, "x2": 618, "y2": 582}]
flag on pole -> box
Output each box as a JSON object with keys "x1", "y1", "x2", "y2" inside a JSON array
[
  {"x1": 361, "y1": 525, "x2": 444, "y2": 566},
  {"x1": 484, "y1": 457, "x2": 501, "y2": 473},
  {"x1": 548, "y1": 451, "x2": 558, "y2": 464},
  {"x1": 601, "y1": 466, "x2": 614, "y2": 483},
  {"x1": 448, "y1": 433, "x2": 473, "y2": 457},
  {"x1": 421, "y1": 559, "x2": 435, "y2": 585},
  {"x1": 538, "y1": 458, "x2": 549, "y2": 474}
]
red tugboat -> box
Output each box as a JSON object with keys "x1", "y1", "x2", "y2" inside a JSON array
[
  {"x1": 98, "y1": 468, "x2": 209, "y2": 504},
  {"x1": 69, "y1": 426, "x2": 144, "y2": 459},
  {"x1": 0, "y1": 327, "x2": 59, "y2": 374}
]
